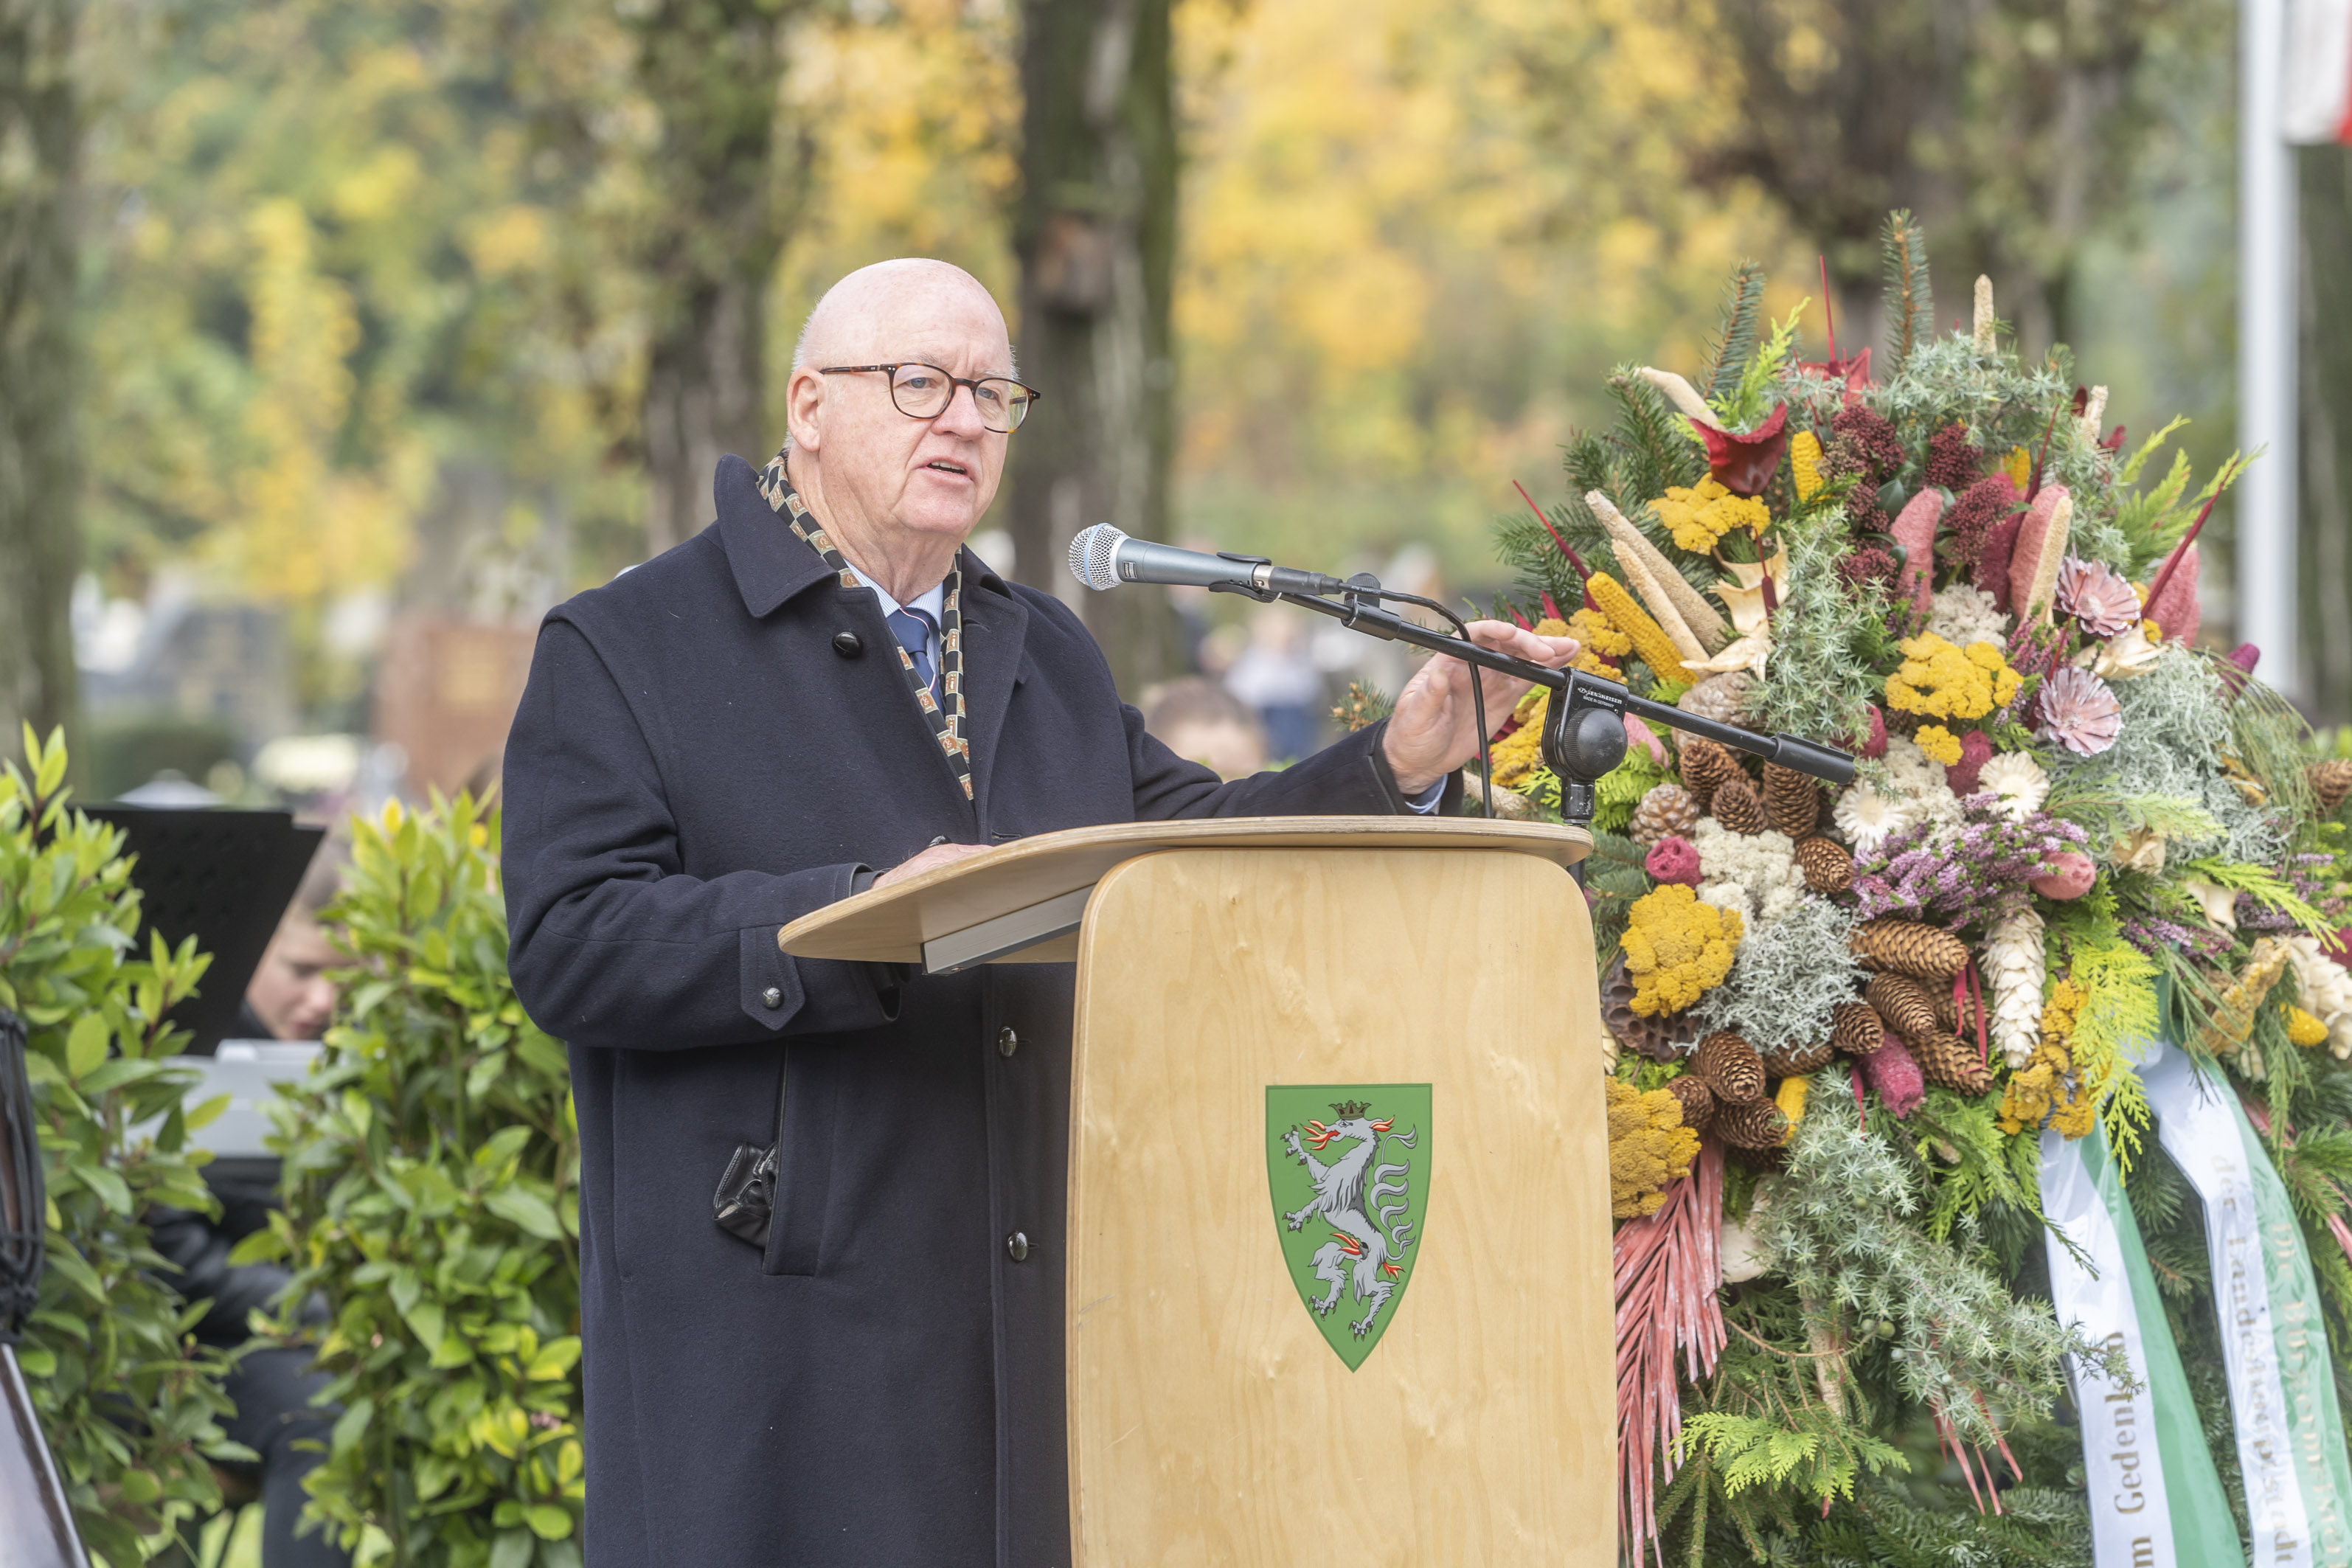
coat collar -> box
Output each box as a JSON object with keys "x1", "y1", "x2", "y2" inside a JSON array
[
  {"x1": 715, "y1": 454, "x2": 836, "y2": 619},
  {"x1": 712, "y1": 453, "x2": 1031, "y2": 803}
]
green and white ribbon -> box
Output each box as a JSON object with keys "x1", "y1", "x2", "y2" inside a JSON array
[
  {"x1": 2142, "y1": 1036, "x2": 2352, "y2": 1564},
  {"x1": 2041, "y1": 1120, "x2": 2241, "y2": 1566}
]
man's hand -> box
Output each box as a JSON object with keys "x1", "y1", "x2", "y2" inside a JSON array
[
  {"x1": 875, "y1": 841, "x2": 993, "y2": 890},
  {"x1": 1381, "y1": 620, "x2": 1579, "y2": 796}
]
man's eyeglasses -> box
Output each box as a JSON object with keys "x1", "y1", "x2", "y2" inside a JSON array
[{"x1": 819, "y1": 363, "x2": 1041, "y2": 434}]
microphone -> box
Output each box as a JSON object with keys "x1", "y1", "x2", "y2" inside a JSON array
[{"x1": 1067, "y1": 524, "x2": 1347, "y2": 597}]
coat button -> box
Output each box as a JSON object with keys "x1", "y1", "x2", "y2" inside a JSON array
[
  {"x1": 1006, "y1": 1231, "x2": 1030, "y2": 1263},
  {"x1": 997, "y1": 1027, "x2": 1019, "y2": 1058},
  {"x1": 832, "y1": 631, "x2": 862, "y2": 657},
  {"x1": 760, "y1": 986, "x2": 783, "y2": 1010}
]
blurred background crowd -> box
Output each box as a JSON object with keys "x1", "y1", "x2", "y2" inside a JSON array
[{"x1": 2, "y1": 0, "x2": 2349, "y2": 804}]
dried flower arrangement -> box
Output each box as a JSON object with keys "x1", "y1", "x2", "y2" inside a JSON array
[{"x1": 1491, "y1": 215, "x2": 2352, "y2": 1562}]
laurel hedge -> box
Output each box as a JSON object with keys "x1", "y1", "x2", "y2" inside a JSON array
[
  {"x1": 236, "y1": 791, "x2": 585, "y2": 1567},
  {"x1": 1, "y1": 727, "x2": 243, "y2": 1565}
]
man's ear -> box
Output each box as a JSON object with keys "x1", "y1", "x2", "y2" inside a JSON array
[{"x1": 785, "y1": 366, "x2": 825, "y2": 453}]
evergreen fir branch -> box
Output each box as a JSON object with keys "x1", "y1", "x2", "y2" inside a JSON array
[
  {"x1": 1711, "y1": 303, "x2": 1806, "y2": 433},
  {"x1": 1879, "y1": 210, "x2": 1935, "y2": 373},
  {"x1": 1699, "y1": 260, "x2": 1766, "y2": 405},
  {"x1": 1564, "y1": 429, "x2": 1614, "y2": 502},
  {"x1": 1605, "y1": 365, "x2": 1708, "y2": 503}
]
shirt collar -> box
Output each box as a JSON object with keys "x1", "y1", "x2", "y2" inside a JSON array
[{"x1": 842, "y1": 561, "x2": 947, "y2": 625}]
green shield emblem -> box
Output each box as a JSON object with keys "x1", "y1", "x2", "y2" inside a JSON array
[{"x1": 1265, "y1": 1084, "x2": 1432, "y2": 1369}]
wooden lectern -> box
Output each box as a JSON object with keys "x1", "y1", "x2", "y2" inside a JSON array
[{"x1": 780, "y1": 816, "x2": 1614, "y2": 1566}]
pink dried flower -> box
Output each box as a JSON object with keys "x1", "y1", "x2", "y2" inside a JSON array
[
  {"x1": 1830, "y1": 406, "x2": 1904, "y2": 481},
  {"x1": 2145, "y1": 543, "x2": 2201, "y2": 643},
  {"x1": 2036, "y1": 666, "x2": 2121, "y2": 757},
  {"x1": 1923, "y1": 423, "x2": 1981, "y2": 490},
  {"x1": 1843, "y1": 703, "x2": 1888, "y2": 760},
  {"x1": 1946, "y1": 474, "x2": 2020, "y2": 572},
  {"x1": 1644, "y1": 835, "x2": 1703, "y2": 887},
  {"x1": 1839, "y1": 546, "x2": 1898, "y2": 594},
  {"x1": 2055, "y1": 556, "x2": 2140, "y2": 638},
  {"x1": 1861, "y1": 1033, "x2": 1926, "y2": 1117},
  {"x1": 2030, "y1": 850, "x2": 2096, "y2": 901},
  {"x1": 1890, "y1": 490, "x2": 1945, "y2": 614},
  {"x1": 1944, "y1": 729, "x2": 1994, "y2": 794}
]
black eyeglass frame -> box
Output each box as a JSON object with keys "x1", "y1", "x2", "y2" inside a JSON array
[{"x1": 818, "y1": 363, "x2": 1042, "y2": 434}]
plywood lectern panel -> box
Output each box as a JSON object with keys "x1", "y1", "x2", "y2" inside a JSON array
[{"x1": 1067, "y1": 848, "x2": 1612, "y2": 1567}]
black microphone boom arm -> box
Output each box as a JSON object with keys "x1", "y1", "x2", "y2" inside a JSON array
[{"x1": 1264, "y1": 587, "x2": 1854, "y2": 831}]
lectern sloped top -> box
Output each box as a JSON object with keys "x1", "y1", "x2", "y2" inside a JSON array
[{"x1": 776, "y1": 816, "x2": 1591, "y2": 972}]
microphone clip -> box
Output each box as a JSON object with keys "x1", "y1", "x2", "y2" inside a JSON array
[{"x1": 1206, "y1": 551, "x2": 1279, "y2": 603}]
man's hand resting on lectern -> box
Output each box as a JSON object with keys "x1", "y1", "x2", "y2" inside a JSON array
[
  {"x1": 1381, "y1": 620, "x2": 1579, "y2": 797},
  {"x1": 876, "y1": 841, "x2": 994, "y2": 889}
]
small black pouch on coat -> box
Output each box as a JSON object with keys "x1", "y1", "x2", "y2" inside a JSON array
[{"x1": 711, "y1": 1142, "x2": 777, "y2": 1249}]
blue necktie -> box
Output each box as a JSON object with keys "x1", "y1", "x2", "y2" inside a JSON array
[{"x1": 887, "y1": 606, "x2": 939, "y2": 694}]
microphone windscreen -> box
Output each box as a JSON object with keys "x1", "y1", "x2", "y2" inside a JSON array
[{"x1": 1068, "y1": 523, "x2": 1125, "y2": 591}]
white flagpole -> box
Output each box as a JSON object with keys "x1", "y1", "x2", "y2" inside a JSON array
[{"x1": 2241, "y1": 0, "x2": 2303, "y2": 701}]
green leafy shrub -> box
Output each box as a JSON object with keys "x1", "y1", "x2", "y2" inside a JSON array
[
  {"x1": 240, "y1": 793, "x2": 583, "y2": 1567},
  {"x1": 1, "y1": 726, "x2": 240, "y2": 1564}
]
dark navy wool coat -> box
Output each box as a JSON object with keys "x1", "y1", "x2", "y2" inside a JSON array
[{"x1": 502, "y1": 456, "x2": 1449, "y2": 1568}]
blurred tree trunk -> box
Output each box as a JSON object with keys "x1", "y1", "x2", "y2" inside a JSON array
[
  {"x1": 1006, "y1": 0, "x2": 1187, "y2": 695},
  {"x1": 2299, "y1": 145, "x2": 2352, "y2": 724},
  {"x1": 0, "y1": 0, "x2": 81, "y2": 763},
  {"x1": 1696, "y1": 0, "x2": 2163, "y2": 357},
  {"x1": 630, "y1": 0, "x2": 811, "y2": 557}
]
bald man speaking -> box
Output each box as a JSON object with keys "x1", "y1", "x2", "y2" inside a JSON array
[{"x1": 501, "y1": 260, "x2": 1573, "y2": 1566}]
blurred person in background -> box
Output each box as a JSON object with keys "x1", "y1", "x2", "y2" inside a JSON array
[
  {"x1": 1139, "y1": 678, "x2": 1267, "y2": 779},
  {"x1": 153, "y1": 844, "x2": 353, "y2": 1568},
  {"x1": 1223, "y1": 601, "x2": 1327, "y2": 760}
]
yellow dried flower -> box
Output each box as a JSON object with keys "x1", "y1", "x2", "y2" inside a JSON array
[
  {"x1": 2002, "y1": 445, "x2": 2031, "y2": 491},
  {"x1": 1999, "y1": 978, "x2": 2095, "y2": 1137},
  {"x1": 1564, "y1": 606, "x2": 1629, "y2": 680},
  {"x1": 1586, "y1": 572, "x2": 1692, "y2": 686},
  {"x1": 1774, "y1": 1074, "x2": 1811, "y2": 1135},
  {"x1": 1607, "y1": 1077, "x2": 1700, "y2": 1219},
  {"x1": 2288, "y1": 1005, "x2": 2330, "y2": 1049},
  {"x1": 1654, "y1": 476, "x2": 1772, "y2": 553},
  {"x1": 1791, "y1": 431, "x2": 1825, "y2": 502},
  {"x1": 1488, "y1": 695, "x2": 1549, "y2": 788},
  {"x1": 1884, "y1": 632, "x2": 2022, "y2": 721},
  {"x1": 1621, "y1": 884, "x2": 1743, "y2": 1016},
  {"x1": 1914, "y1": 725, "x2": 1963, "y2": 766}
]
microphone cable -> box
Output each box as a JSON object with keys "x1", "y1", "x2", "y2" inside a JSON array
[{"x1": 1356, "y1": 589, "x2": 1494, "y2": 820}]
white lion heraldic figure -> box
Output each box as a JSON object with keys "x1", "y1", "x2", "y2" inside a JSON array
[{"x1": 1282, "y1": 1100, "x2": 1419, "y2": 1337}]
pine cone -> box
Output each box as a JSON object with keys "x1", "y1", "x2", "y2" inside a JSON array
[
  {"x1": 1712, "y1": 775, "x2": 1769, "y2": 836},
  {"x1": 2313, "y1": 759, "x2": 2352, "y2": 819},
  {"x1": 1630, "y1": 783, "x2": 1701, "y2": 849},
  {"x1": 1909, "y1": 1024, "x2": 1994, "y2": 1095},
  {"x1": 1603, "y1": 955, "x2": 1697, "y2": 1061},
  {"x1": 1761, "y1": 1037, "x2": 1836, "y2": 1075},
  {"x1": 1679, "y1": 737, "x2": 1741, "y2": 812},
  {"x1": 1666, "y1": 1075, "x2": 1716, "y2": 1136},
  {"x1": 1794, "y1": 836, "x2": 1854, "y2": 895},
  {"x1": 1864, "y1": 972, "x2": 1943, "y2": 1044},
  {"x1": 1851, "y1": 918, "x2": 1970, "y2": 981},
  {"x1": 1831, "y1": 1001, "x2": 1884, "y2": 1057},
  {"x1": 1693, "y1": 1030, "x2": 1767, "y2": 1105},
  {"x1": 1762, "y1": 764, "x2": 1821, "y2": 837},
  {"x1": 1714, "y1": 1098, "x2": 1790, "y2": 1151},
  {"x1": 1678, "y1": 672, "x2": 1755, "y2": 726}
]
